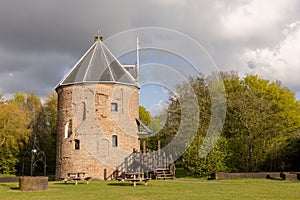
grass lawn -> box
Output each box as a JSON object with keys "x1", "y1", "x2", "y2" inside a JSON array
[{"x1": 1, "y1": 178, "x2": 300, "y2": 200}]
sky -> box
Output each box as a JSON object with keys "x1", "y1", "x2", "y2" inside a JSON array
[{"x1": 0, "y1": 0, "x2": 299, "y2": 115}]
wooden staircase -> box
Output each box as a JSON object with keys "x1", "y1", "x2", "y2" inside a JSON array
[
  {"x1": 154, "y1": 167, "x2": 175, "y2": 180},
  {"x1": 108, "y1": 151, "x2": 175, "y2": 180}
]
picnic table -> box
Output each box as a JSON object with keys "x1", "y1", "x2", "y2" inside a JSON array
[
  {"x1": 63, "y1": 172, "x2": 92, "y2": 185},
  {"x1": 117, "y1": 172, "x2": 150, "y2": 186}
]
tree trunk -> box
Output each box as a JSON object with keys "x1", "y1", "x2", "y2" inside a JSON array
[{"x1": 247, "y1": 130, "x2": 254, "y2": 172}]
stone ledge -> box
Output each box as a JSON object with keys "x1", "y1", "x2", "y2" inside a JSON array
[
  {"x1": 0, "y1": 176, "x2": 19, "y2": 183},
  {"x1": 211, "y1": 172, "x2": 284, "y2": 180}
]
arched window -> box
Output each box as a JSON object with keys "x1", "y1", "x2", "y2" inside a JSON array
[
  {"x1": 80, "y1": 102, "x2": 86, "y2": 121},
  {"x1": 64, "y1": 120, "x2": 72, "y2": 138},
  {"x1": 112, "y1": 135, "x2": 118, "y2": 147}
]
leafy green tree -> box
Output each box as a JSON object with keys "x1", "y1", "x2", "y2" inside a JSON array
[
  {"x1": 139, "y1": 106, "x2": 157, "y2": 150},
  {"x1": 243, "y1": 75, "x2": 300, "y2": 171},
  {"x1": 32, "y1": 93, "x2": 58, "y2": 174},
  {"x1": 21, "y1": 93, "x2": 58, "y2": 175},
  {"x1": 10, "y1": 92, "x2": 26, "y2": 108},
  {"x1": 139, "y1": 106, "x2": 151, "y2": 126},
  {"x1": 223, "y1": 73, "x2": 300, "y2": 172},
  {"x1": 161, "y1": 71, "x2": 300, "y2": 175},
  {"x1": 182, "y1": 136, "x2": 229, "y2": 177},
  {"x1": 0, "y1": 102, "x2": 30, "y2": 174},
  {"x1": 224, "y1": 77, "x2": 273, "y2": 171},
  {"x1": 160, "y1": 74, "x2": 214, "y2": 171},
  {"x1": 9, "y1": 92, "x2": 42, "y2": 126},
  {"x1": 149, "y1": 116, "x2": 163, "y2": 135}
]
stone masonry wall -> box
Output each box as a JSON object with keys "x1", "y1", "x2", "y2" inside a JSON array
[{"x1": 55, "y1": 83, "x2": 139, "y2": 180}]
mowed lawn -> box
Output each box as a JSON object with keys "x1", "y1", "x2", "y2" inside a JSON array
[{"x1": 1, "y1": 178, "x2": 300, "y2": 200}]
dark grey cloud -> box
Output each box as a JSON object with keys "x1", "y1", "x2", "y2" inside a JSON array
[{"x1": 0, "y1": 0, "x2": 299, "y2": 99}]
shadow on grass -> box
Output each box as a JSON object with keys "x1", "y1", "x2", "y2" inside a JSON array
[
  {"x1": 267, "y1": 177, "x2": 285, "y2": 181},
  {"x1": 0, "y1": 183, "x2": 19, "y2": 190},
  {"x1": 52, "y1": 182, "x2": 87, "y2": 185},
  {"x1": 107, "y1": 182, "x2": 144, "y2": 187}
]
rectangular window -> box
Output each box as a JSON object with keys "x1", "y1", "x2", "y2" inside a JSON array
[
  {"x1": 111, "y1": 103, "x2": 118, "y2": 111},
  {"x1": 75, "y1": 139, "x2": 80, "y2": 150},
  {"x1": 112, "y1": 135, "x2": 118, "y2": 147}
]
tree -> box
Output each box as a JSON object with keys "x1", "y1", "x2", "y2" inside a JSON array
[
  {"x1": 0, "y1": 92, "x2": 58, "y2": 175},
  {"x1": 0, "y1": 102, "x2": 30, "y2": 174},
  {"x1": 139, "y1": 106, "x2": 151, "y2": 126},
  {"x1": 182, "y1": 136, "x2": 228, "y2": 177},
  {"x1": 149, "y1": 116, "x2": 163, "y2": 135},
  {"x1": 160, "y1": 71, "x2": 300, "y2": 176},
  {"x1": 224, "y1": 77, "x2": 271, "y2": 171},
  {"x1": 138, "y1": 106, "x2": 157, "y2": 150},
  {"x1": 160, "y1": 74, "x2": 214, "y2": 171},
  {"x1": 21, "y1": 92, "x2": 58, "y2": 175},
  {"x1": 39, "y1": 92, "x2": 57, "y2": 174},
  {"x1": 0, "y1": 94, "x2": 4, "y2": 103},
  {"x1": 9, "y1": 92, "x2": 42, "y2": 126},
  {"x1": 223, "y1": 73, "x2": 300, "y2": 172}
]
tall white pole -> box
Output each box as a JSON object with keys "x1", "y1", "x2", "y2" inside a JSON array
[{"x1": 136, "y1": 37, "x2": 140, "y2": 84}]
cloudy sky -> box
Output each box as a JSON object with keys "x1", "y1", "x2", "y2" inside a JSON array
[{"x1": 0, "y1": 0, "x2": 299, "y2": 113}]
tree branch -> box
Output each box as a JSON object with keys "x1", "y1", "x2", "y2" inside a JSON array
[{"x1": 0, "y1": 136, "x2": 5, "y2": 147}]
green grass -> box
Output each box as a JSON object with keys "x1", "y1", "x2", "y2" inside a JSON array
[
  {"x1": 1, "y1": 178, "x2": 300, "y2": 200},
  {"x1": 0, "y1": 174, "x2": 15, "y2": 177},
  {"x1": 175, "y1": 167, "x2": 189, "y2": 178}
]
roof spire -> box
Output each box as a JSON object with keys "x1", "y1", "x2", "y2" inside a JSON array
[
  {"x1": 94, "y1": 30, "x2": 103, "y2": 42},
  {"x1": 55, "y1": 35, "x2": 138, "y2": 90}
]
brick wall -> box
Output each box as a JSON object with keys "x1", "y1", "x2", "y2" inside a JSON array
[{"x1": 55, "y1": 83, "x2": 139, "y2": 180}]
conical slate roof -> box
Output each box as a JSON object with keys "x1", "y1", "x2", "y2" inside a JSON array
[{"x1": 55, "y1": 37, "x2": 137, "y2": 89}]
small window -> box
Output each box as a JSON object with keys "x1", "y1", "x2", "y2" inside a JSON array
[
  {"x1": 112, "y1": 135, "x2": 118, "y2": 147},
  {"x1": 111, "y1": 103, "x2": 118, "y2": 111},
  {"x1": 75, "y1": 139, "x2": 80, "y2": 150}
]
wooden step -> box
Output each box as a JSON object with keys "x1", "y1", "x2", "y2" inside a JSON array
[
  {"x1": 156, "y1": 173, "x2": 173, "y2": 177},
  {"x1": 155, "y1": 168, "x2": 169, "y2": 171},
  {"x1": 155, "y1": 168, "x2": 175, "y2": 180}
]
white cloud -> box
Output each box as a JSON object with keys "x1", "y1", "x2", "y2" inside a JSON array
[
  {"x1": 150, "y1": 100, "x2": 168, "y2": 117},
  {"x1": 244, "y1": 21, "x2": 300, "y2": 90},
  {"x1": 220, "y1": 0, "x2": 297, "y2": 41},
  {"x1": 0, "y1": 0, "x2": 300, "y2": 100}
]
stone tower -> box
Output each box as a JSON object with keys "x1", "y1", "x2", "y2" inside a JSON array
[{"x1": 55, "y1": 36, "x2": 140, "y2": 180}]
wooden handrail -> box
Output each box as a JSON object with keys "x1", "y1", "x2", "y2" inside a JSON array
[{"x1": 112, "y1": 151, "x2": 174, "y2": 180}]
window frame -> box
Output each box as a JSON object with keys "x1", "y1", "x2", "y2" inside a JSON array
[
  {"x1": 111, "y1": 102, "x2": 118, "y2": 112},
  {"x1": 64, "y1": 120, "x2": 72, "y2": 138},
  {"x1": 74, "y1": 139, "x2": 80, "y2": 150},
  {"x1": 112, "y1": 135, "x2": 118, "y2": 147}
]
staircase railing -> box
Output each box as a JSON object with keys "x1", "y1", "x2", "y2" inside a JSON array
[{"x1": 112, "y1": 151, "x2": 174, "y2": 180}]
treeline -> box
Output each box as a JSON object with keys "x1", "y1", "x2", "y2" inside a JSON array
[
  {"x1": 0, "y1": 92, "x2": 57, "y2": 175},
  {"x1": 1, "y1": 71, "x2": 300, "y2": 177},
  {"x1": 148, "y1": 71, "x2": 300, "y2": 176}
]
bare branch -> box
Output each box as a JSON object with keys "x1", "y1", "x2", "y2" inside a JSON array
[{"x1": 0, "y1": 136, "x2": 5, "y2": 147}]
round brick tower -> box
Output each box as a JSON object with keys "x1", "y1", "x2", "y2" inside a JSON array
[{"x1": 55, "y1": 36, "x2": 140, "y2": 180}]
